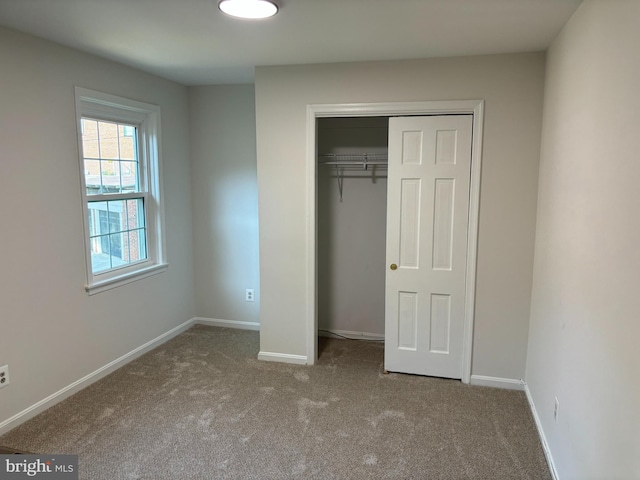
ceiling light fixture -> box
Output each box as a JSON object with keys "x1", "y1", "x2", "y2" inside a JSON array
[{"x1": 218, "y1": 0, "x2": 278, "y2": 19}]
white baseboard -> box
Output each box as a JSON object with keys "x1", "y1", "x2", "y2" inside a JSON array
[
  {"x1": 470, "y1": 374, "x2": 525, "y2": 391},
  {"x1": 524, "y1": 383, "x2": 559, "y2": 480},
  {"x1": 0, "y1": 318, "x2": 194, "y2": 436},
  {"x1": 194, "y1": 317, "x2": 260, "y2": 331},
  {"x1": 318, "y1": 329, "x2": 384, "y2": 341},
  {"x1": 258, "y1": 351, "x2": 308, "y2": 365}
]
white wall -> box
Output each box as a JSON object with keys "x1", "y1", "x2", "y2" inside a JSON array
[
  {"x1": 255, "y1": 52, "x2": 545, "y2": 380},
  {"x1": 189, "y1": 86, "x2": 260, "y2": 323},
  {"x1": 0, "y1": 27, "x2": 195, "y2": 427},
  {"x1": 526, "y1": 1, "x2": 640, "y2": 478},
  {"x1": 317, "y1": 117, "x2": 388, "y2": 337}
]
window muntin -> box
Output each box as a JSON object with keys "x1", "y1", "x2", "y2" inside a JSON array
[{"x1": 75, "y1": 88, "x2": 166, "y2": 294}]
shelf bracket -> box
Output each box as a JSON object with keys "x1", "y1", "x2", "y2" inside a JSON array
[{"x1": 335, "y1": 164, "x2": 344, "y2": 202}]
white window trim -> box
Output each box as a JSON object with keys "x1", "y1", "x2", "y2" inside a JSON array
[{"x1": 75, "y1": 87, "x2": 167, "y2": 295}]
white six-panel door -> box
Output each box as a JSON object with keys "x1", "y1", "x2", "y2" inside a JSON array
[{"x1": 384, "y1": 115, "x2": 473, "y2": 379}]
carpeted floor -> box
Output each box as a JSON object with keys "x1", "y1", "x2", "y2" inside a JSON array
[
  {"x1": 0, "y1": 326, "x2": 551, "y2": 479},
  {"x1": 0, "y1": 446, "x2": 30, "y2": 454}
]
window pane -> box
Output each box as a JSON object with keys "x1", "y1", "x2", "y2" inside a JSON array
[
  {"x1": 82, "y1": 119, "x2": 99, "y2": 158},
  {"x1": 98, "y1": 121, "x2": 119, "y2": 159},
  {"x1": 130, "y1": 228, "x2": 147, "y2": 262},
  {"x1": 100, "y1": 160, "x2": 121, "y2": 194},
  {"x1": 106, "y1": 200, "x2": 125, "y2": 233},
  {"x1": 109, "y1": 233, "x2": 125, "y2": 266},
  {"x1": 118, "y1": 124, "x2": 137, "y2": 160},
  {"x1": 125, "y1": 199, "x2": 145, "y2": 229},
  {"x1": 88, "y1": 201, "x2": 107, "y2": 237},
  {"x1": 90, "y1": 235, "x2": 111, "y2": 273},
  {"x1": 121, "y1": 161, "x2": 139, "y2": 193},
  {"x1": 84, "y1": 159, "x2": 102, "y2": 194}
]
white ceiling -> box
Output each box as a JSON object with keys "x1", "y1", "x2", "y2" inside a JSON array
[{"x1": 0, "y1": 0, "x2": 581, "y2": 86}]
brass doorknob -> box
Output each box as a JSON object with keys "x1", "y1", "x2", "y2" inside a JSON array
[{"x1": 390, "y1": 263, "x2": 398, "y2": 270}]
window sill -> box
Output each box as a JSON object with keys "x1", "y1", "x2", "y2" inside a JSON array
[{"x1": 85, "y1": 263, "x2": 168, "y2": 295}]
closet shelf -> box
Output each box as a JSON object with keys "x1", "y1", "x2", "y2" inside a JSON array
[
  {"x1": 319, "y1": 153, "x2": 387, "y2": 202},
  {"x1": 319, "y1": 153, "x2": 388, "y2": 170}
]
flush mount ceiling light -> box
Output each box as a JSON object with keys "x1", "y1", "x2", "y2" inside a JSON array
[{"x1": 218, "y1": 0, "x2": 278, "y2": 19}]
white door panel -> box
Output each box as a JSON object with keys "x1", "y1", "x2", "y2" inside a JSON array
[{"x1": 385, "y1": 115, "x2": 472, "y2": 379}]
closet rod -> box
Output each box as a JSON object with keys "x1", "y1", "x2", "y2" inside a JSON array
[
  {"x1": 319, "y1": 153, "x2": 387, "y2": 160},
  {"x1": 319, "y1": 153, "x2": 387, "y2": 202},
  {"x1": 321, "y1": 160, "x2": 387, "y2": 167}
]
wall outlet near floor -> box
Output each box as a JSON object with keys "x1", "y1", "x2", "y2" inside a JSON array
[
  {"x1": 554, "y1": 397, "x2": 559, "y2": 423},
  {"x1": 245, "y1": 289, "x2": 255, "y2": 302},
  {"x1": 0, "y1": 365, "x2": 9, "y2": 389}
]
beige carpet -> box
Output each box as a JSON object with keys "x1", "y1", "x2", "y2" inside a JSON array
[{"x1": 0, "y1": 326, "x2": 551, "y2": 479}]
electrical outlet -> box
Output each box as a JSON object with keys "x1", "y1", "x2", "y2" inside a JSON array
[
  {"x1": 245, "y1": 289, "x2": 255, "y2": 302},
  {"x1": 554, "y1": 397, "x2": 559, "y2": 423},
  {"x1": 0, "y1": 365, "x2": 9, "y2": 389}
]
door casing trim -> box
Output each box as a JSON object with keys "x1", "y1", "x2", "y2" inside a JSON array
[{"x1": 305, "y1": 100, "x2": 484, "y2": 383}]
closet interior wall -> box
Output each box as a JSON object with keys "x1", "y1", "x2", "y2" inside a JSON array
[{"x1": 317, "y1": 117, "x2": 389, "y2": 339}]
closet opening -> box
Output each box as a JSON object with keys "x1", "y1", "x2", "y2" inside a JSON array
[
  {"x1": 306, "y1": 100, "x2": 484, "y2": 384},
  {"x1": 316, "y1": 116, "x2": 389, "y2": 359}
]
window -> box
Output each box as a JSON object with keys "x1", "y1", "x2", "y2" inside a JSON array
[{"x1": 75, "y1": 88, "x2": 166, "y2": 294}]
